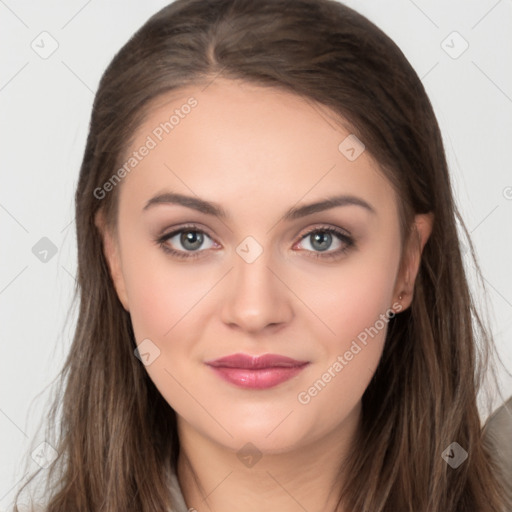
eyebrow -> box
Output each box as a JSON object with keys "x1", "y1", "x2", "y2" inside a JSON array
[{"x1": 142, "y1": 191, "x2": 376, "y2": 220}]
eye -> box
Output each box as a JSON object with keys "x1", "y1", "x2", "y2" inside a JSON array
[
  {"x1": 155, "y1": 224, "x2": 355, "y2": 261},
  {"x1": 155, "y1": 225, "x2": 218, "y2": 260},
  {"x1": 294, "y1": 226, "x2": 355, "y2": 260}
]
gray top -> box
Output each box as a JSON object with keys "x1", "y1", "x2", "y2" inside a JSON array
[
  {"x1": 482, "y1": 396, "x2": 512, "y2": 487},
  {"x1": 168, "y1": 470, "x2": 189, "y2": 512}
]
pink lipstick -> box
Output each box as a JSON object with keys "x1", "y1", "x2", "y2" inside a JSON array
[{"x1": 205, "y1": 353, "x2": 309, "y2": 389}]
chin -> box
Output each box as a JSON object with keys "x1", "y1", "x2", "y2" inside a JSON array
[{"x1": 220, "y1": 415, "x2": 315, "y2": 454}]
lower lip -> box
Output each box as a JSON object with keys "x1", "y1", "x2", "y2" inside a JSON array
[{"x1": 208, "y1": 365, "x2": 308, "y2": 389}]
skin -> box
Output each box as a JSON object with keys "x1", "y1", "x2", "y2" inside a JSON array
[{"x1": 96, "y1": 78, "x2": 433, "y2": 512}]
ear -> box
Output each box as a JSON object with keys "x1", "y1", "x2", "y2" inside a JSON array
[
  {"x1": 94, "y1": 209, "x2": 130, "y2": 312},
  {"x1": 392, "y1": 212, "x2": 434, "y2": 313}
]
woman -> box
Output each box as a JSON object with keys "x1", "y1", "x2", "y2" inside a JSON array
[{"x1": 14, "y1": 0, "x2": 512, "y2": 510}]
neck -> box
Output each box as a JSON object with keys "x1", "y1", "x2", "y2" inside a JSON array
[{"x1": 176, "y1": 402, "x2": 361, "y2": 512}]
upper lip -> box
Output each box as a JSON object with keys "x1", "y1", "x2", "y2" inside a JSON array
[{"x1": 205, "y1": 353, "x2": 309, "y2": 369}]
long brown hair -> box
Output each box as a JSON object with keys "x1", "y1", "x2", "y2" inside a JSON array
[{"x1": 14, "y1": 0, "x2": 511, "y2": 510}]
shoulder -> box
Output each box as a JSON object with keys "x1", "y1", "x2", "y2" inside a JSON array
[{"x1": 482, "y1": 395, "x2": 512, "y2": 483}]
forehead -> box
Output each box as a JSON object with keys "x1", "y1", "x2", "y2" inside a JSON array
[{"x1": 116, "y1": 78, "x2": 396, "y2": 219}]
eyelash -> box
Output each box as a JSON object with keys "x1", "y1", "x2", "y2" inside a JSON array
[{"x1": 154, "y1": 224, "x2": 355, "y2": 261}]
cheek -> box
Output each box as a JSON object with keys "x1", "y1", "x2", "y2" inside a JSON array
[
  {"x1": 294, "y1": 241, "x2": 400, "y2": 350},
  {"x1": 294, "y1": 258, "x2": 397, "y2": 426},
  {"x1": 128, "y1": 274, "x2": 185, "y2": 341},
  {"x1": 119, "y1": 230, "x2": 213, "y2": 342}
]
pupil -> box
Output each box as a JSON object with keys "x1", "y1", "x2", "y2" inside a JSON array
[
  {"x1": 311, "y1": 231, "x2": 331, "y2": 252},
  {"x1": 181, "y1": 231, "x2": 203, "y2": 250}
]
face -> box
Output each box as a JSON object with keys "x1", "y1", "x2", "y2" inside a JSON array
[{"x1": 97, "y1": 78, "x2": 431, "y2": 455}]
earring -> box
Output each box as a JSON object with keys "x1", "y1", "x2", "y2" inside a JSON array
[{"x1": 398, "y1": 294, "x2": 403, "y2": 301}]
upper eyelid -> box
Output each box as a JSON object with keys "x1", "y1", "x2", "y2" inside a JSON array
[
  {"x1": 299, "y1": 225, "x2": 352, "y2": 238},
  {"x1": 160, "y1": 224, "x2": 215, "y2": 241}
]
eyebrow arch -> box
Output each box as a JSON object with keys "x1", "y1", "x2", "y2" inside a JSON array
[{"x1": 142, "y1": 192, "x2": 376, "y2": 220}]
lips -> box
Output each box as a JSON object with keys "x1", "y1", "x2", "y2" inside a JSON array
[{"x1": 205, "y1": 353, "x2": 309, "y2": 389}]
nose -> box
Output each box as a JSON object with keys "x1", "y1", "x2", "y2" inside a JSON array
[{"x1": 219, "y1": 249, "x2": 294, "y2": 334}]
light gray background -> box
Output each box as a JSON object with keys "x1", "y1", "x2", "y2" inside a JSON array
[{"x1": 1, "y1": 0, "x2": 511, "y2": 508}]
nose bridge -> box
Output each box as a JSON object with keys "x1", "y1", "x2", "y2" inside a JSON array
[{"x1": 219, "y1": 239, "x2": 293, "y2": 332}]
